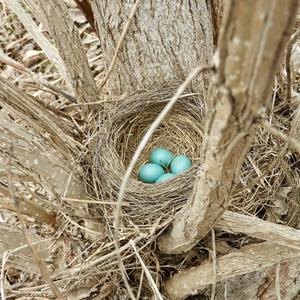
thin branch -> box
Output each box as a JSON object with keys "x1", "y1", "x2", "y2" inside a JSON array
[
  {"x1": 0, "y1": 186, "x2": 55, "y2": 225},
  {"x1": 74, "y1": 0, "x2": 97, "y2": 33},
  {"x1": 285, "y1": 28, "x2": 300, "y2": 103},
  {"x1": 210, "y1": 229, "x2": 216, "y2": 300},
  {"x1": 54, "y1": 236, "x2": 143, "y2": 278},
  {"x1": 0, "y1": 49, "x2": 28, "y2": 72},
  {"x1": 275, "y1": 262, "x2": 281, "y2": 300},
  {"x1": 98, "y1": 0, "x2": 143, "y2": 93},
  {"x1": 216, "y1": 211, "x2": 300, "y2": 251},
  {"x1": 262, "y1": 121, "x2": 300, "y2": 155},
  {"x1": 165, "y1": 242, "x2": 300, "y2": 299},
  {"x1": 0, "y1": 251, "x2": 8, "y2": 300},
  {"x1": 0, "y1": 50, "x2": 78, "y2": 103},
  {"x1": 130, "y1": 240, "x2": 163, "y2": 300},
  {"x1": 4, "y1": 0, "x2": 71, "y2": 86}
]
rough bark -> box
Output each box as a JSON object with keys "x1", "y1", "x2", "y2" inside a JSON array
[
  {"x1": 158, "y1": 0, "x2": 299, "y2": 254},
  {"x1": 23, "y1": 0, "x2": 99, "y2": 104},
  {"x1": 0, "y1": 83, "x2": 85, "y2": 199},
  {"x1": 165, "y1": 242, "x2": 300, "y2": 299},
  {"x1": 0, "y1": 77, "x2": 79, "y2": 156},
  {"x1": 92, "y1": 0, "x2": 214, "y2": 95},
  {"x1": 0, "y1": 223, "x2": 52, "y2": 274},
  {"x1": 0, "y1": 184, "x2": 55, "y2": 225},
  {"x1": 216, "y1": 211, "x2": 300, "y2": 251},
  {"x1": 5, "y1": 0, "x2": 71, "y2": 87}
]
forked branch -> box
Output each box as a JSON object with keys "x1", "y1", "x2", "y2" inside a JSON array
[{"x1": 158, "y1": 0, "x2": 299, "y2": 254}]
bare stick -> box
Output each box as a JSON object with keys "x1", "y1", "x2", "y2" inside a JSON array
[
  {"x1": 210, "y1": 229, "x2": 216, "y2": 300},
  {"x1": 216, "y1": 211, "x2": 300, "y2": 251},
  {"x1": 262, "y1": 121, "x2": 300, "y2": 155},
  {"x1": 275, "y1": 262, "x2": 281, "y2": 300},
  {"x1": 0, "y1": 251, "x2": 8, "y2": 300},
  {"x1": 0, "y1": 50, "x2": 78, "y2": 102},
  {"x1": 98, "y1": 0, "x2": 143, "y2": 93},
  {"x1": 130, "y1": 240, "x2": 163, "y2": 300},
  {"x1": 0, "y1": 49, "x2": 28, "y2": 73},
  {"x1": 165, "y1": 242, "x2": 300, "y2": 299},
  {"x1": 285, "y1": 29, "x2": 300, "y2": 103}
]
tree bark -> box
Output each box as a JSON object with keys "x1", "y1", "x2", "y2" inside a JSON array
[
  {"x1": 92, "y1": 0, "x2": 214, "y2": 95},
  {"x1": 165, "y1": 242, "x2": 300, "y2": 299},
  {"x1": 158, "y1": 0, "x2": 299, "y2": 254},
  {"x1": 23, "y1": 0, "x2": 99, "y2": 105}
]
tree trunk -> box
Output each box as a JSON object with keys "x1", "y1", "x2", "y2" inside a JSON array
[{"x1": 92, "y1": 0, "x2": 214, "y2": 95}]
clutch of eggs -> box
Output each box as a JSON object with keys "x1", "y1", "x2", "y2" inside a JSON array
[{"x1": 138, "y1": 148, "x2": 192, "y2": 184}]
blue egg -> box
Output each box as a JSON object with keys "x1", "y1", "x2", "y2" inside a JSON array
[
  {"x1": 150, "y1": 148, "x2": 173, "y2": 167},
  {"x1": 138, "y1": 163, "x2": 165, "y2": 183},
  {"x1": 170, "y1": 155, "x2": 192, "y2": 174},
  {"x1": 155, "y1": 173, "x2": 177, "y2": 183}
]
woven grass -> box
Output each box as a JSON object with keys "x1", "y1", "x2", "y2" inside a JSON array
[
  {"x1": 88, "y1": 84, "x2": 298, "y2": 239},
  {"x1": 90, "y1": 86, "x2": 205, "y2": 229}
]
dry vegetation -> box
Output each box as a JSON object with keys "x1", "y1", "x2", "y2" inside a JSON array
[{"x1": 1, "y1": 1, "x2": 300, "y2": 299}]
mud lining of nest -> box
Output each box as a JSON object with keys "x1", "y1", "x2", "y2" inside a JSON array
[{"x1": 90, "y1": 86, "x2": 297, "y2": 236}]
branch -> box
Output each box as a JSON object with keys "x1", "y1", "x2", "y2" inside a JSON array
[
  {"x1": 216, "y1": 211, "x2": 300, "y2": 251},
  {"x1": 165, "y1": 242, "x2": 300, "y2": 299},
  {"x1": 158, "y1": 0, "x2": 299, "y2": 254},
  {"x1": 74, "y1": 0, "x2": 97, "y2": 34},
  {"x1": 0, "y1": 77, "x2": 79, "y2": 156},
  {"x1": 0, "y1": 109, "x2": 84, "y2": 198},
  {"x1": 285, "y1": 28, "x2": 300, "y2": 103},
  {"x1": 24, "y1": 0, "x2": 99, "y2": 105},
  {"x1": 4, "y1": 0, "x2": 71, "y2": 88}
]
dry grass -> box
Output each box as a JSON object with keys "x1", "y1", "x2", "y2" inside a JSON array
[
  {"x1": 1, "y1": 1, "x2": 300, "y2": 299},
  {"x1": 86, "y1": 83, "x2": 300, "y2": 233}
]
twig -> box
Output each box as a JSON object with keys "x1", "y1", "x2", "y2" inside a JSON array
[
  {"x1": 74, "y1": 0, "x2": 97, "y2": 33},
  {"x1": 59, "y1": 210, "x2": 103, "y2": 236},
  {"x1": 54, "y1": 236, "x2": 143, "y2": 277},
  {"x1": 0, "y1": 50, "x2": 77, "y2": 103},
  {"x1": 98, "y1": 0, "x2": 143, "y2": 93},
  {"x1": 210, "y1": 229, "x2": 216, "y2": 300},
  {"x1": 113, "y1": 65, "x2": 211, "y2": 299},
  {"x1": 136, "y1": 269, "x2": 145, "y2": 300},
  {"x1": 262, "y1": 121, "x2": 300, "y2": 155},
  {"x1": 216, "y1": 211, "x2": 300, "y2": 251},
  {"x1": 0, "y1": 49, "x2": 27, "y2": 72},
  {"x1": 275, "y1": 262, "x2": 281, "y2": 300},
  {"x1": 130, "y1": 240, "x2": 163, "y2": 300},
  {"x1": 0, "y1": 251, "x2": 8, "y2": 300},
  {"x1": 4, "y1": 0, "x2": 70, "y2": 85},
  {"x1": 285, "y1": 29, "x2": 300, "y2": 104},
  {"x1": 224, "y1": 280, "x2": 228, "y2": 300},
  {"x1": 61, "y1": 196, "x2": 129, "y2": 206}
]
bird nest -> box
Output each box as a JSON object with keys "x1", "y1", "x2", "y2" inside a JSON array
[
  {"x1": 91, "y1": 87, "x2": 205, "y2": 229},
  {"x1": 89, "y1": 86, "x2": 297, "y2": 236}
]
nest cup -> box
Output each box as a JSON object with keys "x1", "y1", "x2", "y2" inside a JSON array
[
  {"x1": 91, "y1": 85, "x2": 296, "y2": 233},
  {"x1": 92, "y1": 87, "x2": 206, "y2": 226}
]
